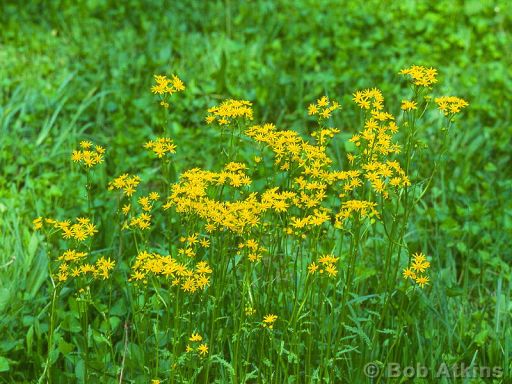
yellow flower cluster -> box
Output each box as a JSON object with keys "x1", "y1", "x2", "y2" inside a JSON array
[
  {"x1": 238, "y1": 238, "x2": 267, "y2": 262},
  {"x1": 205, "y1": 99, "x2": 253, "y2": 126},
  {"x1": 130, "y1": 251, "x2": 212, "y2": 293},
  {"x1": 399, "y1": 65, "x2": 438, "y2": 87},
  {"x1": 401, "y1": 100, "x2": 418, "y2": 111},
  {"x1": 120, "y1": 193, "x2": 160, "y2": 231},
  {"x1": 262, "y1": 314, "x2": 278, "y2": 329},
  {"x1": 177, "y1": 233, "x2": 210, "y2": 259},
  {"x1": 71, "y1": 141, "x2": 105, "y2": 168},
  {"x1": 362, "y1": 160, "x2": 410, "y2": 199},
  {"x1": 108, "y1": 174, "x2": 141, "y2": 197},
  {"x1": 307, "y1": 254, "x2": 339, "y2": 278},
  {"x1": 246, "y1": 118, "x2": 397, "y2": 230},
  {"x1": 347, "y1": 89, "x2": 410, "y2": 204},
  {"x1": 34, "y1": 217, "x2": 98, "y2": 241},
  {"x1": 402, "y1": 252, "x2": 431, "y2": 288},
  {"x1": 434, "y1": 96, "x2": 469, "y2": 116},
  {"x1": 288, "y1": 208, "x2": 331, "y2": 233},
  {"x1": 33, "y1": 217, "x2": 43, "y2": 230},
  {"x1": 245, "y1": 123, "x2": 332, "y2": 174},
  {"x1": 144, "y1": 137, "x2": 177, "y2": 158},
  {"x1": 54, "y1": 249, "x2": 115, "y2": 282},
  {"x1": 126, "y1": 212, "x2": 152, "y2": 231},
  {"x1": 151, "y1": 74, "x2": 185, "y2": 95},
  {"x1": 352, "y1": 88, "x2": 385, "y2": 111},
  {"x1": 186, "y1": 333, "x2": 208, "y2": 357},
  {"x1": 335, "y1": 200, "x2": 379, "y2": 227},
  {"x1": 164, "y1": 164, "x2": 263, "y2": 233},
  {"x1": 307, "y1": 96, "x2": 340, "y2": 119}
]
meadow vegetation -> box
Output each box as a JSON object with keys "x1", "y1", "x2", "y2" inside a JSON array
[{"x1": 0, "y1": 1, "x2": 511, "y2": 383}]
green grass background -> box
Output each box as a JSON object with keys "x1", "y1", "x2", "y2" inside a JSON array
[{"x1": 1, "y1": 0, "x2": 511, "y2": 382}]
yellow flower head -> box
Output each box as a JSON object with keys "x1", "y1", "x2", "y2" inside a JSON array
[
  {"x1": 434, "y1": 96, "x2": 469, "y2": 116},
  {"x1": 415, "y1": 275, "x2": 430, "y2": 288},
  {"x1": 401, "y1": 100, "x2": 418, "y2": 111},
  {"x1": 189, "y1": 333, "x2": 203, "y2": 342},
  {"x1": 33, "y1": 217, "x2": 43, "y2": 230},
  {"x1": 403, "y1": 252, "x2": 431, "y2": 288},
  {"x1": 307, "y1": 96, "x2": 340, "y2": 120},
  {"x1": 352, "y1": 88, "x2": 384, "y2": 110},
  {"x1": 198, "y1": 343, "x2": 208, "y2": 357},
  {"x1": 262, "y1": 314, "x2": 278, "y2": 329},
  {"x1": 108, "y1": 174, "x2": 141, "y2": 197},
  {"x1": 151, "y1": 74, "x2": 185, "y2": 95},
  {"x1": 72, "y1": 141, "x2": 105, "y2": 168},
  {"x1": 144, "y1": 137, "x2": 177, "y2": 158},
  {"x1": 399, "y1": 65, "x2": 438, "y2": 87},
  {"x1": 206, "y1": 99, "x2": 253, "y2": 126}
]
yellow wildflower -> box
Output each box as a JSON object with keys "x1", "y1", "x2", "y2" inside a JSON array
[
  {"x1": 399, "y1": 65, "x2": 438, "y2": 87},
  {"x1": 206, "y1": 99, "x2": 253, "y2": 126},
  {"x1": 434, "y1": 96, "x2": 469, "y2": 116},
  {"x1": 198, "y1": 343, "x2": 208, "y2": 357},
  {"x1": 401, "y1": 100, "x2": 418, "y2": 111},
  {"x1": 262, "y1": 314, "x2": 278, "y2": 329},
  {"x1": 189, "y1": 333, "x2": 203, "y2": 342}
]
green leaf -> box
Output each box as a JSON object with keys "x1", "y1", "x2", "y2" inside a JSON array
[
  {"x1": 75, "y1": 359, "x2": 85, "y2": 381},
  {"x1": 26, "y1": 326, "x2": 34, "y2": 355},
  {"x1": 58, "y1": 339, "x2": 74, "y2": 355},
  {"x1": 0, "y1": 356, "x2": 9, "y2": 372}
]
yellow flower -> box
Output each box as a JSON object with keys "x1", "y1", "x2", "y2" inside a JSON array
[
  {"x1": 171, "y1": 74, "x2": 185, "y2": 91},
  {"x1": 262, "y1": 314, "x2": 278, "y2": 329},
  {"x1": 151, "y1": 74, "x2": 185, "y2": 96},
  {"x1": 404, "y1": 252, "x2": 431, "y2": 288},
  {"x1": 149, "y1": 192, "x2": 160, "y2": 201},
  {"x1": 402, "y1": 267, "x2": 416, "y2": 280},
  {"x1": 108, "y1": 174, "x2": 141, "y2": 197},
  {"x1": 401, "y1": 100, "x2": 417, "y2": 111},
  {"x1": 198, "y1": 343, "x2": 208, "y2": 357},
  {"x1": 71, "y1": 150, "x2": 82, "y2": 162},
  {"x1": 145, "y1": 137, "x2": 177, "y2": 158},
  {"x1": 71, "y1": 141, "x2": 105, "y2": 168},
  {"x1": 399, "y1": 65, "x2": 438, "y2": 87},
  {"x1": 307, "y1": 262, "x2": 318, "y2": 275},
  {"x1": 412, "y1": 259, "x2": 430, "y2": 273},
  {"x1": 130, "y1": 270, "x2": 146, "y2": 281},
  {"x1": 206, "y1": 99, "x2": 253, "y2": 126},
  {"x1": 33, "y1": 217, "x2": 43, "y2": 230},
  {"x1": 317, "y1": 96, "x2": 328, "y2": 107},
  {"x1": 308, "y1": 96, "x2": 340, "y2": 120},
  {"x1": 189, "y1": 333, "x2": 203, "y2": 342},
  {"x1": 415, "y1": 275, "x2": 430, "y2": 288},
  {"x1": 122, "y1": 204, "x2": 131, "y2": 215},
  {"x1": 199, "y1": 238, "x2": 210, "y2": 248},
  {"x1": 434, "y1": 96, "x2": 469, "y2": 116},
  {"x1": 325, "y1": 264, "x2": 337, "y2": 277}
]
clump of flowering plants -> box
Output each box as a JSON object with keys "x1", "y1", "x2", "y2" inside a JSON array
[{"x1": 34, "y1": 67, "x2": 467, "y2": 383}]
